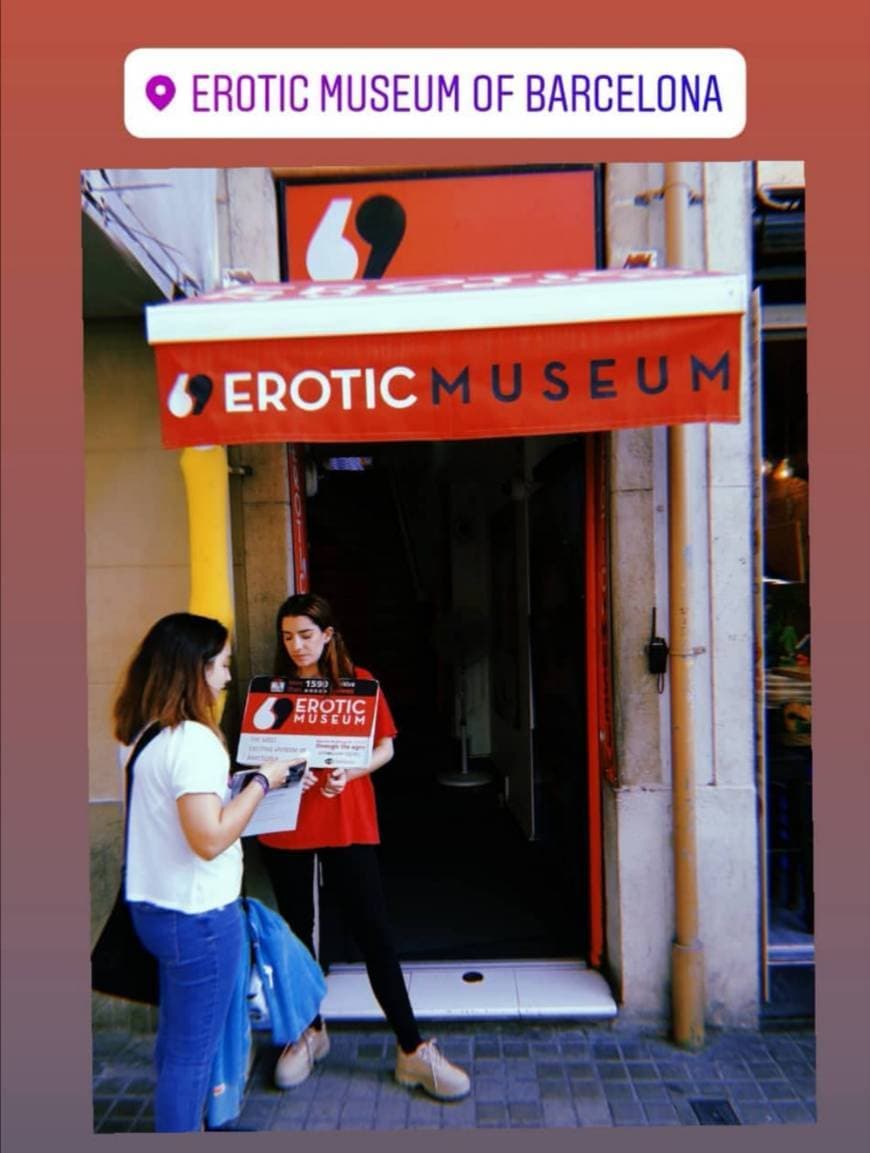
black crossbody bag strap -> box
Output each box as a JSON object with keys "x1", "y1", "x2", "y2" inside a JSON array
[{"x1": 121, "y1": 722, "x2": 163, "y2": 894}]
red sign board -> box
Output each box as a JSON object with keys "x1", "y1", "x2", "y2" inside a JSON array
[
  {"x1": 281, "y1": 168, "x2": 598, "y2": 281},
  {"x1": 146, "y1": 270, "x2": 744, "y2": 447}
]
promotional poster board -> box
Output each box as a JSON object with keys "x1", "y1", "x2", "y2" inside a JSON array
[{"x1": 237, "y1": 675, "x2": 380, "y2": 770}]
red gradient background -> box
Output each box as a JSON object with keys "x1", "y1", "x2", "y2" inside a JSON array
[{"x1": 2, "y1": 4, "x2": 869, "y2": 1152}]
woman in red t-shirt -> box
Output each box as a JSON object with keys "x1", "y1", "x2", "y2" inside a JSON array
[{"x1": 258, "y1": 593, "x2": 469, "y2": 1102}]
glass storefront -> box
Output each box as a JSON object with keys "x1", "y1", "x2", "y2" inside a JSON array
[{"x1": 754, "y1": 167, "x2": 813, "y2": 1014}]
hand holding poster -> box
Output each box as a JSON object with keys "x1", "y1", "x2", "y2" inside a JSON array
[{"x1": 237, "y1": 675, "x2": 380, "y2": 770}]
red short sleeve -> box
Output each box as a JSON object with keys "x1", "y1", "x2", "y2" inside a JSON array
[{"x1": 362, "y1": 669, "x2": 397, "y2": 743}]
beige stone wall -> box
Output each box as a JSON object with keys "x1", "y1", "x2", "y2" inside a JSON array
[
  {"x1": 87, "y1": 170, "x2": 285, "y2": 1030},
  {"x1": 86, "y1": 170, "x2": 286, "y2": 797},
  {"x1": 86, "y1": 318, "x2": 191, "y2": 1027},
  {"x1": 218, "y1": 168, "x2": 281, "y2": 282},
  {"x1": 220, "y1": 171, "x2": 294, "y2": 691},
  {"x1": 227, "y1": 443, "x2": 294, "y2": 689},
  {"x1": 603, "y1": 163, "x2": 760, "y2": 1027},
  {"x1": 86, "y1": 318, "x2": 191, "y2": 802}
]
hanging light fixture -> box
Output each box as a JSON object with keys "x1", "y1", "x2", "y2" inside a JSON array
[{"x1": 773, "y1": 457, "x2": 794, "y2": 480}]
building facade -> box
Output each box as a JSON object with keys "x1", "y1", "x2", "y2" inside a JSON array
[{"x1": 86, "y1": 162, "x2": 772, "y2": 1036}]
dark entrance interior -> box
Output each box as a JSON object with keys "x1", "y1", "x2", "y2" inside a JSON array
[{"x1": 299, "y1": 436, "x2": 590, "y2": 965}]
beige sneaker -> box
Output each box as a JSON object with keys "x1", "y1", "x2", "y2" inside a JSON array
[
  {"x1": 395, "y1": 1038, "x2": 471, "y2": 1101},
  {"x1": 274, "y1": 1024, "x2": 330, "y2": 1089}
]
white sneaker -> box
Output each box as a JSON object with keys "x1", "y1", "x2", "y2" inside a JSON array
[
  {"x1": 395, "y1": 1038, "x2": 471, "y2": 1100},
  {"x1": 274, "y1": 1024, "x2": 330, "y2": 1089}
]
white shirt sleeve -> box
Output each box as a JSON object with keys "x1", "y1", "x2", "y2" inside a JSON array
[{"x1": 169, "y1": 722, "x2": 230, "y2": 800}]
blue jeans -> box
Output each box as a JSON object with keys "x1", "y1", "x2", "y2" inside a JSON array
[{"x1": 130, "y1": 900, "x2": 244, "y2": 1132}]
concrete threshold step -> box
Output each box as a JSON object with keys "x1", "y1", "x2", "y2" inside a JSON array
[{"x1": 321, "y1": 959, "x2": 618, "y2": 1021}]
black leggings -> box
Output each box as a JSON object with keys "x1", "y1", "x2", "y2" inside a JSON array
[{"x1": 259, "y1": 843, "x2": 422, "y2": 1054}]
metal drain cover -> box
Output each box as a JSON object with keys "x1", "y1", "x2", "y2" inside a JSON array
[{"x1": 689, "y1": 1099, "x2": 741, "y2": 1125}]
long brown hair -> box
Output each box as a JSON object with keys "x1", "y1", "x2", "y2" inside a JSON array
[
  {"x1": 273, "y1": 593, "x2": 354, "y2": 685},
  {"x1": 113, "y1": 613, "x2": 228, "y2": 744}
]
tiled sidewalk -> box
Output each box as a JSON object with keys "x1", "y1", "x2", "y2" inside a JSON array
[{"x1": 93, "y1": 1020, "x2": 816, "y2": 1132}]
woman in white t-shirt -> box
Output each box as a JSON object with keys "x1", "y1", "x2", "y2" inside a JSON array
[{"x1": 115, "y1": 612, "x2": 292, "y2": 1133}]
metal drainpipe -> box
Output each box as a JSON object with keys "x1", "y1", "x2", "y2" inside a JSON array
[{"x1": 664, "y1": 162, "x2": 706, "y2": 1049}]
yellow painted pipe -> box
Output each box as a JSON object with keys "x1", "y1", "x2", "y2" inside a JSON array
[
  {"x1": 180, "y1": 445, "x2": 233, "y2": 719},
  {"x1": 665, "y1": 162, "x2": 706, "y2": 1050}
]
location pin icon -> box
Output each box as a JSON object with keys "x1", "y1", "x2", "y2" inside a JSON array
[{"x1": 146, "y1": 75, "x2": 176, "y2": 111}]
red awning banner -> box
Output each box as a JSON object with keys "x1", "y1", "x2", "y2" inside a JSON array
[{"x1": 145, "y1": 269, "x2": 745, "y2": 447}]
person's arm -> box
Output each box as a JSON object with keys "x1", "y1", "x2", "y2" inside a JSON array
[
  {"x1": 320, "y1": 737, "x2": 394, "y2": 797},
  {"x1": 362, "y1": 737, "x2": 395, "y2": 776},
  {"x1": 177, "y1": 758, "x2": 292, "y2": 860}
]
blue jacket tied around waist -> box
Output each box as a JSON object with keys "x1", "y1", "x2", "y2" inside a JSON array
[{"x1": 207, "y1": 897, "x2": 326, "y2": 1129}]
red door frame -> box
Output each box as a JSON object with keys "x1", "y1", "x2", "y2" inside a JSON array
[
  {"x1": 287, "y1": 444, "x2": 310, "y2": 593},
  {"x1": 584, "y1": 434, "x2": 614, "y2": 968}
]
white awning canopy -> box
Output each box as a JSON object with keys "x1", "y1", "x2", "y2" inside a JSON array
[{"x1": 147, "y1": 267, "x2": 745, "y2": 343}]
